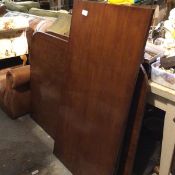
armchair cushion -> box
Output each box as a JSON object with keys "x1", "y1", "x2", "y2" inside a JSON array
[
  {"x1": 46, "y1": 13, "x2": 71, "y2": 37},
  {"x1": 4, "y1": 1, "x2": 28, "y2": 13},
  {"x1": 28, "y1": 8, "x2": 69, "y2": 18},
  {"x1": 15, "y1": 1, "x2": 40, "y2": 10}
]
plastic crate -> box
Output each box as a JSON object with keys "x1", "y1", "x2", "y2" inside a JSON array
[{"x1": 151, "y1": 61, "x2": 175, "y2": 90}]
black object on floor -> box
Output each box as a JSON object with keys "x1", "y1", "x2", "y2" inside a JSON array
[{"x1": 133, "y1": 104, "x2": 165, "y2": 175}]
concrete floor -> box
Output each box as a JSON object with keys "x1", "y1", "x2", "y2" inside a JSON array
[{"x1": 0, "y1": 109, "x2": 72, "y2": 175}]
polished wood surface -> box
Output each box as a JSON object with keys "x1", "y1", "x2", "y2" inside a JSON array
[
  {"x1": 54, "y1": 1, "x2": 154, "y2": 175},
  {"x1": 30, "y1": 32, "x2": 68, "y2": 138},
  {"x1": 117, "y1": 65, "x2": 149, "y2": 175}
]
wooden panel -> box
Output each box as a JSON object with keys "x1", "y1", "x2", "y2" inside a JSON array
[
  {"x1": 30, "y1": 32, "x2": 68, "y2": 139},
  {"x1": 54, "y1": 1, "x2": 154, "y2": 175},
  {"x1": 117, "y1": 65, "x2": 149, "y2": 175}
]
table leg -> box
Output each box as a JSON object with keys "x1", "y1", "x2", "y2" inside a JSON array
[
  {"x1": 160, "y1": 102, "x2": 175, "y2": 175},
  {"x1": 20, "y1": 55, "x2": 27, "y2": 66}
]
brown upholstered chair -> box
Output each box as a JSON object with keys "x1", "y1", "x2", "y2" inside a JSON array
[{"x1": 0, "y1": 65, "x2": 31, "y2": 119}]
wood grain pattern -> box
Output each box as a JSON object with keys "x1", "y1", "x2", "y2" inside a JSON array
[
  {"x1": 54, "y1": 1, "x2": 154, "y2": 175},
  {"x1": 30, "y1": 32, "x2": 68, "y2": 139}
]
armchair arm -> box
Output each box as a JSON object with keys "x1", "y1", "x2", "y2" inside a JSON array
[{"x1": 6, "y1": 65, "x2": 30, "y2": 89}]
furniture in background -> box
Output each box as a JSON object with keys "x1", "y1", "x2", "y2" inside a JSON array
[
  {"x1": 30, "y1": 1, "x2": 153, "y2": 175},
  {"x1": 3, "y1": 0, "x2": 69, "y2": 17},
  {"x1": 4, "y1": 0, "x2": 40, "y2": 12},
  {"x1": 0, "y1": 16, "x2": 29, "y2": 68},
  {"x1": 0, "y1": 65, "x2": 30, "y2": 119},
  {"x1": 0, "y1": 4, "x2": 70, "y2": 118},
  {"x1": 1, "y1": 8, "x2": 71, "y2": 51},
  {"x1": 148, "y1": 81, "x2": 175, "y2": 175},
  {"x1": 46, "y1": 12, "x2": 71, "y2": 38},
  {"x1": 0, "y1": 17, "x2": 29, "y2": 60},
  {"x1": 28, "y1": 8, "x2": 69, "y2": 17}
]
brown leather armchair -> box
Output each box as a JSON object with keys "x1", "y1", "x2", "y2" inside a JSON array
[{"x1": 0, "y1": 65, "x2": 31, "y2": 119}]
